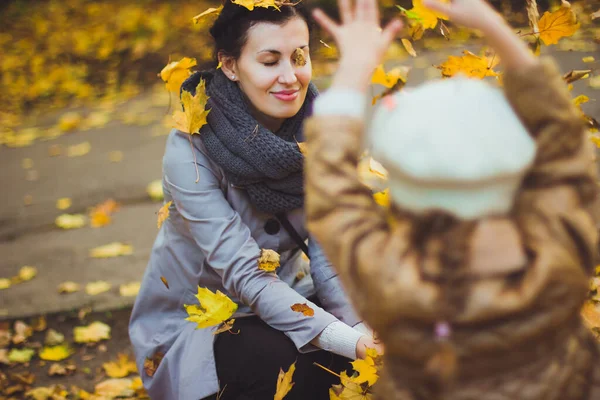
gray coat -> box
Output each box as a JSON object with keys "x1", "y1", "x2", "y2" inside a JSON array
[{"x1": 129, "y1": 129, "x2": 361, "y2": 399}]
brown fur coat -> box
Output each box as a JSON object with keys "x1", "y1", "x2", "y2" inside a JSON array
[{"x1": 304, "y1": 58, "x2": 600, "y2": 400}]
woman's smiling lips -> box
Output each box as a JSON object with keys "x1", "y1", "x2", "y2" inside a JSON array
[{"x1": 271, "y1": 89, "x2": 299, "y2": 101}]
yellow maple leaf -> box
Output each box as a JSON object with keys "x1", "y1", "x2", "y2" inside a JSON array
[
  {"x1": 89, "y1": 242, "x2": 133, "y2": 258},
  {"x1": 157, "y1": 201, "x2": 172, "y2": 229},
  {"x1": 173, "y1": 79, "x2": 210, "y2": 135},
  {"x1": 74, "y1": 321, "x2": 111, "y2": 343},
  {"x1": 538, "y1": 4, "x2": 580, "y2": 46},
  {"x1": 437, "y1": 50, "x2": 500, "y2": 79},
  {"x1": 184, "y1": 287, "x2": 238, "y2": 329},
  {"x1": 232, "y1": 0, "x2": 279, "y2": 11},
  {"x1": 55, "y1": 214, "x2": 86, "y2": 229},
  {"x1": 373, "y1": 189, "x2": 390, "y2": 208},
  {"x1": 351, "y1": 355, "x2": 379, "y2": 386},
  {"x1": 258, "y1": 249, "x2": 281, "y2": 272},
  {"x1": 192, "y1": 6, "x2": 223, "y2": 24},
  {"x1": 405, "y1": 0, "x2": 448, "y2": 30},
  {"x1": 103, "y1": 353, "x2": 138, "y2": 378},
  {"x1": 159, "y1": 57, "x2": 197, "y2": 93},
  {"x1": 371, "y1": 65, "x2": 406, "y2": 89},
  {"x1": 274, "y1": 361, "x2": 296, "y2": 400},
  {"x1": 39, "y1": 344, "x2": 74, "y2": 361}
]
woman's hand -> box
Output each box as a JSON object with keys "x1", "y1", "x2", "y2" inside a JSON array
[
  {"x1": 356, "y1": 335, "x2": 385, "y2": 359},
  {"x1": 312, "y1": 0, "x2": 402, "y2": 92}
]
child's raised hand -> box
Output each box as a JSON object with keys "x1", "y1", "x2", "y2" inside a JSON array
[{"x1": 422, "y1": 0, "x2": 502, "y2": 32}]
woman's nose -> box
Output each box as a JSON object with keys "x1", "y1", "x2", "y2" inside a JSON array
[{"x1": 278, "y1": 62, "x2": 298, "y2": 84}]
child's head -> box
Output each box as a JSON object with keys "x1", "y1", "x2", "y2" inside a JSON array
[{"x1": 370, "y1": 77, "x2": 536, "y2": 220}]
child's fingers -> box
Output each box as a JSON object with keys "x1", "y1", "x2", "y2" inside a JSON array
[
  {"x1": 312, "y1": 9, "x2": 339, "y2": 38},
  {"x1": 422, "y1": 0, "x2": 454, "y2": 16},
  {"x1": 337, "y1": 0, "x2": 353, "y2": 24},
  {"x1": 381, "y1": 18, "x2": 403, "y2": 46}
]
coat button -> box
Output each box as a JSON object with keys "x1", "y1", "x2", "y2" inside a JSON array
[{"x1": 264, "y1": 219, "x2": 281, "y2": 235}]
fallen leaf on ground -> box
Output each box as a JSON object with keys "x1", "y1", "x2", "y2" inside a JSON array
[
  {"x1": 44, "y1": 329, "x2": 65, "y2": 346},
  {"x1": 437, "y1": 50, "x2": 500, "y2": 79},
  {"x1": 147, "y1": 180, "x2": 164, "y2": 201},
  {"x1": 58, "y1": 112, "x2": 82, "y2": 132},
  {"x1": 0, "y1": 278, "x2": 11, "y2": 289},
  {"x1": 0, "y1": 349, "x2": 8, "y2": 364},
  {"x1": 56, "y1": 198, "x2": 72, "y2": 210},
  {"x1": 274, "y1": 361, "x2": 296, "y2": 400},
  {"x1": 583, "y1": 56, "x2": 595, "y2": 63},
  {"x1": 119, "y1": 282, "x2": 141, "y2": 297},
  {"x1": 67, "y1": 141, "x2": 91, "y2": 157},
  {"x1": 258, "y1": 249, "x2": 280, "y2": 272},
  {"x1": 160, "y1": 57, "x2": 197, "y2": 93},
  {"x1": 8, "y1": 348, "x2": 35, "y2": 363},
  {"x1": 290, "y1": 303, "x2": 314, "y2": 317},
  {"x1": 57, "y1": 281, "x2": 81, "y2": 294},
  {"x1": 94, "y1": 378, "x2": 134, "y2": 398},
  {"x1": 85, "y1": 281, "x2": 112, "y2": 295},
  {"x1": 13, "y1": 321, "x2": 33, "y2": 345},
  {"x1": 108, "y1": 150, "x2": 124, "y2": 162},
  {"x1": 103, "y1": 353, "x2": 138, "y2": 378},
  {"x1": 157, "y1": 201, "x2": 172, "y2": 229},
  {"x1": 89, "y1": 242, "x2": 133, "y2": 258},
  {"x1": 184, "y1": 287, "x2": 238, "y2": 329},
  {"x1": 538, "y1": 3, "x2": 580, "y2": 45},
  {"x1": 19, "y1": 266, "x2": 37, "y2": 282},
  {"x1": 39, "y1": 344, "x2": 74, "y2": 361},
  {"x1": 173, "y1": 79, "x2": 210, "y2": 134},
  {"x1": 55, "y1": 214, "x2": 86, "y2": 229},
  {"x1": 0, "y1": 329, "x2": 11, "y2": 347},
  {"x1": 32, "y1": 316, "x2": 46, "y2": 331},
  {"x1": 48, "y1": 363, "x2": 76, "y2": 376},
  {"x1": 144, "y1": 352, "x2": 164, "y2": 377},
  {"x1": 22, "y1": 158, "x2": 34, "y2": 169},
  {"x1": 74, "y1": 321, "x2": 111, "y2": 343}
]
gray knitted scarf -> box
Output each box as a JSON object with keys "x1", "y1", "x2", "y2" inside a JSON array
[{"x1": 181, "y1": 69, "x2": 318, "y2": 215}]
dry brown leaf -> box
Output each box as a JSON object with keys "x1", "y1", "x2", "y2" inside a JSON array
[
  {"x1": 13, "y1": 320, "x2": 33, "y2": 345},
  {"x1": 144, "y1": 352, "x2": 164, "y2": 377},
  {"x1": 290, "y1": 303, "x2": 315, "y2": 317},
  {"x1": 213, "y1": 319, "x2": 237, "y2": 335},
  {"x1": 48, "y1": 363, "x2": 76, "y2": 376},
  {"x1": 56, "y1": 198, "x2": 72, "y2": 210},
  {"x1": 67, "y1": 141, "x2": 91, "y2": 157},
  {"x1": 119, "y1": 282, "x2": 141, "y2": 297},
  {"x1": 160, "y1": 276, "x2": 170, "y2": 289},
  {"x1": 563, "y1": 69, "x2": 591, "y2": 84}
]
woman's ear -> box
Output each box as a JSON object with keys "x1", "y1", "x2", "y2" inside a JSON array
[{"x1": 218, "y1": 52, "x2": 238, "y2": 82}]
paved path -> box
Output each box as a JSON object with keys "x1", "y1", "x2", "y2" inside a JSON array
[{"x1": 1, "y1": 44, "x2": 598, "y2": 319}]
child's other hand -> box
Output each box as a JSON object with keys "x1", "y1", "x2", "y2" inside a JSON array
[
  {"x1": 312, "y1": 0, "x2": 402, "y2": 92},
  {"x1": 422, "y1": 0, "x2": 503, "y2": 32}
]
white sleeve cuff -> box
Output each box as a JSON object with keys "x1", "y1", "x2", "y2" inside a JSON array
[
  {"x1": 353, "y1": 322, "x2": 371, "y2": 336},
  {"x1": 311, "y1": 320, "x2": 365, "y2": 360},
  {"x1": 313, "y1": 88, "x2": 367, "y2": 119}
]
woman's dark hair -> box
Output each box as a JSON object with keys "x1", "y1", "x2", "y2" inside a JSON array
[{"x1": 209, "y1": 1, "x2": 313, "y2": 62}]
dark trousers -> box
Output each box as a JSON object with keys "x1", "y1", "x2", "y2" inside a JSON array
[{"x1": 202, "y1": 316, "x2": 352, "y2": 400}]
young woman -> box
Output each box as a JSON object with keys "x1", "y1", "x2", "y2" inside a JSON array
[{"x1": 129, "y1": 2, "x2": 380, "y2": 399}]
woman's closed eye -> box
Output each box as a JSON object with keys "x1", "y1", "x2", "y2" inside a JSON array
[{"x1": 263, "y1": 61, "x2": 279, "y2": 67}]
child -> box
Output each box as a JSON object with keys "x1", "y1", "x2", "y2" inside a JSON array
[{"x1": 304, "y1": 0, "x2": 600, "y2": 398}]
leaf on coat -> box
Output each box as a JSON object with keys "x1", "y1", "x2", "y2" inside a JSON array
[
  {"x1": 436, "y1": 50, "x2": 500, "y2": 79},
  {"x1": 192, "y1": 6, "x2": 223, "y2": 25},
  {"x1": 184, "y1": 287, "x2": 238, "y2": 329},
  {"x1": 39, "y1": 344, "x2": 74, "y2": 361},
  {"x1": 401, "y1": 38, "x2": 417, "y2": 57},
  {"x1": 290, "y1": 303, "x2": 314, "y2": 317},
  {"x1": 159, "y1": 57, "x2": 197, "y2": 93},
  {"x1": 144, "y1": 352, "x2": 164, "y2": 377},
  {"x1": 160, "y1": 276, "x2": 170, "y2": 289},
  {"x1": 371, "y1": 65, "x2": 406, "y2": 89},
  {"x1": 173, "y1": 79, "x2": 210, "y2": 135},
  {"x1": 274, "y1": 361, "x2": 296, "y2": 400},
  {"x1": 55, "y1": 214, "x2": 86, "y2": 229},
  {"x1": 157, "y1": 201, "x2": 172, "y2": 229},
  {"x1": 538, "y1": 3, "x2": 580, "y2": 46},
  {"x1": 74, "y1": 321, "x2": 111, "y2": 343},
  {"x1": 103, "y1": 353, "x2": 138, "y2": 378},
  {"x1": 258, "y1": 249, "x2": 281, "y2": 272},
  {"x1": 89, "y1": 242, "x2": 133, "y2": 258},
  {"x1": 213, "y1": 319, "x2": 238, "y2": 335}
]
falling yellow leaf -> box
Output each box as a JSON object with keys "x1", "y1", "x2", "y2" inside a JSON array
[
  {"x1": 371, "y1": 65, "x2": 406, "y2": 89},
  {"x1": 192, "y1": 6, "x2": 223, "y2": 24},
  {"x1": 85, "y1": 281, "x2": 112, "y2": 295},
  {"x1": 147, "y1": 179, "x2": 164, "y2": 201},
  {"x1": 19, "y1": 266, "x2": 37, "y2": 281},
  {"x1": 160, "y1": 57, "x2": 197, "y2": 93},
  {"x1": 94, "y1": 378, "x2": 134, "y2": 398},
  {"x1": 258, "y1": 249, "x2": 281, "y2": 272},
  {"x1": 144, "y1": 352, "x2": 164, "y2": 377},
  {"x1": 573, "y1": 94, "x2": 589, "y2": 110},
  {"x1": 8, "y1": 348, "x2": 35, "y2": 363},
  {"x1": 232, "y1": 0, "x2": 279, "y2": 11},
  {"x1": 583, "y1": 56, "x2": 595, "y2": 63},
  {"x1": 56, "y1": 198, "x2": 72, "y2": 210},
  {"x1": 173, "y1": 79, "x2": 210, "y2": 135},
  {"x1": 119, "y1": 282, "x2": 141, "y2": 297},
  {"x1": 373, "y1": 189, "x2": 390, "y2": 208},
  {"x1": 401, "y1": 38, "x2": 417, "y2": 57},
  {"x1": 213, "y1": 319, "x2": 237, "y2": 335},
  {"x1": 184, "y1": 287, "x2": 238, "y2": 329},
  {"x1": 57, "y1": 281, "x2": 81, "y2": 294},
  {"x1": 39, "y1": 344, "x2": 74, "y2": 361},
  {"x1": 157, "y1": 201, "x2": 172, "y2": 229},
  {"x1": 58, "y1": 112, "x2": 82, "y2": 132},
  {"x1": 274, "y1": 361, "x2": 296, "y2": 400},
  {"x1": 89, "y1": 242, "x2": 133, "y2": 258},
  {"x1": 103, "y1": 353, "x2": 138, "y2": 378},
  {"x1": 290, "y1": 303, "x2": 314, "y2": 317},
  {"x1": 74, "y1": 321, "x2": 111, "y2": 343},
  {"x1": 538, "y1": 4, "x2": 580, "y2": 46},
  {"x1": 437, "y1": 50, "x2": 500, "y2": 79},
  {"x1": 0, "y1": 279, "x2": 11, "y2": 290},
  {"x1": 67, "y1": 141, "x2": 91, "y2": 157},
  {"x1": 55, "y1": 214, "x2": 86, "y2": 229},
  {"x1": 405, "y1": 0, "x2": 449, "y2": 30}
]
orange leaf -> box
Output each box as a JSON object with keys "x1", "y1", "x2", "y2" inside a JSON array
[
  {"x1": 290, "y1": 303, "x2": 314, "y2": 317},
  {"x1": 160, "y1": 276, "x2": 170, "y2": 289},
  {"x1": 538, "y1": 3, "x2": 580, "y2": 46},
  {"x1": 144, "y1": 352, "x2": 164, "y2": 377},
  {"x1": 157, "y1": 201, "x2": 172, "y2": 229},
  {"x1": 437, "y1": 50, "x2": 500, "y2": 79}
]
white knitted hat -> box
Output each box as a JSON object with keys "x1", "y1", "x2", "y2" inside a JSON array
[{"x1": 370, "y1": 77, "x2": 536, "y2": 220}]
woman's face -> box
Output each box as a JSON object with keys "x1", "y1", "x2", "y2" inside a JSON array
[{"x1": 224, "y1": 17, "x2": 312, "y2": 129}]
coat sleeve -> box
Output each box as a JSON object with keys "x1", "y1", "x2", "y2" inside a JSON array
[
  {"x1": 164, "y1": 131, "x2": 337, "y2": 351},
  {"x1": 308, "y1": 236, "x2": 362, "y2": 327},
  {"x1": 504, "y1": 58, "x2": 599, "y2": 274}
]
